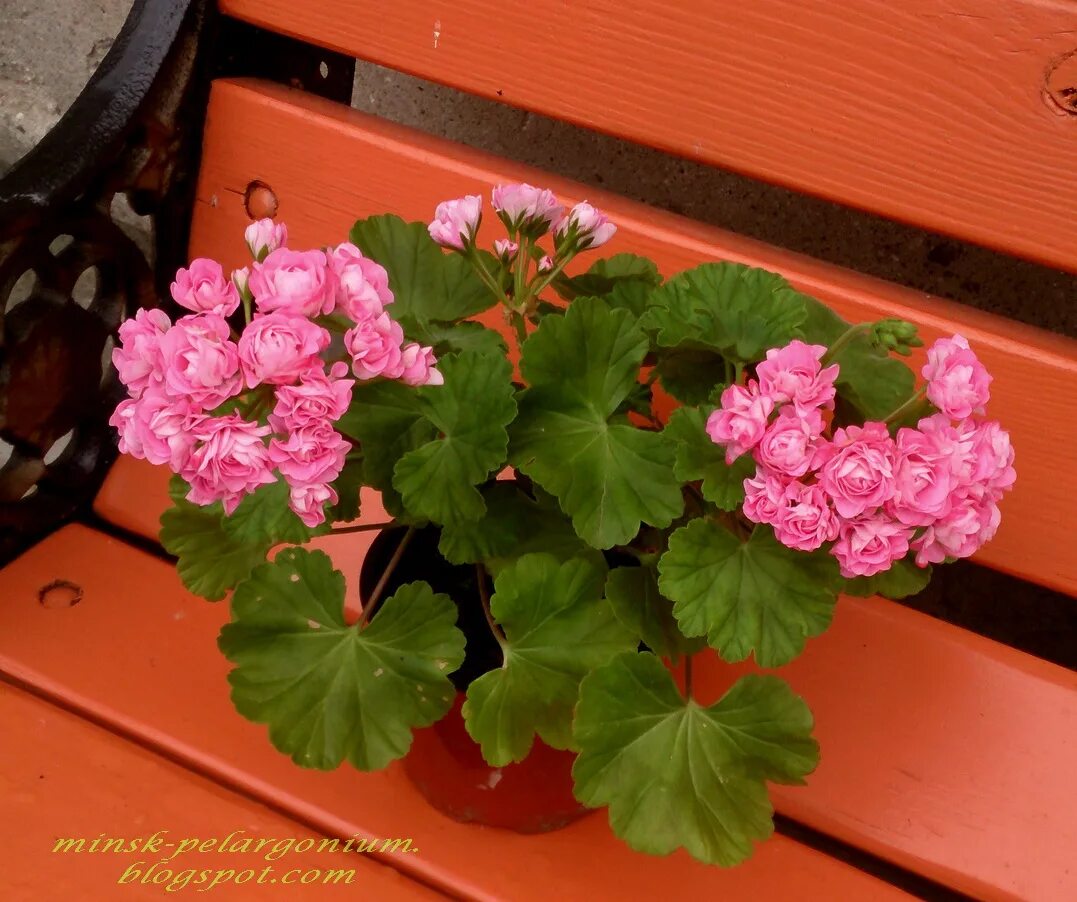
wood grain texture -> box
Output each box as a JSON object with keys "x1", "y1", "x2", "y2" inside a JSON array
[
  {"x1": 222, "y1": 0, "x2": 1077, "y2": 272},
  {"x1": 0, "y1": 684, "x2": 439, "y2": 900},
  {"x1": 185, "y1": 79, "x2": 1077, "y2": 595},
  {"x1": 0, "y1": 526, "x2": 910, "y2": 902},
  {"x1": 90, "y1": 457, "x2": 1077, "y2": 900}
]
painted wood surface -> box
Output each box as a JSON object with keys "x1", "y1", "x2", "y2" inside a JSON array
[
  {"x1": 0, "y1": 526, "x2": 909, "y2": 901},
  {"x1": 222, "y1": 0, "x2": 1077, "y2": 272},
  {"x1": 180, "y1": 79, "x2": 1077, "y2": 596},
  {"x1": 0, "y1": 684, "x2": 440, "y2": 900}
]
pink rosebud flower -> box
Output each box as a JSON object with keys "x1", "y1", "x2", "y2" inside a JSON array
[
  {"x1": 967, "y1": 420, "x2": 1016, "y2": 501},
  {"x1": 170, "y1": 258, "x2": 241, "y2": 317},
  {"x1": 328, "y1": 242, "x2": 394, "y2": 322},
  {"x1": 112, "y1": 307, "x2": 171, "y2": 399},
  {"x1": 269, "y1": 361, "x2": 354, "y2": 432},
  {"x1": 814, "y1": 421, "x2": 897, "y2": 519},
  {"x1": 754, "y1": 407, "x2": 825, "y2": 478},
  {"x1": 494, "y1": 238, "x2": 519, "y2": 262},
  {"x1": 491, "y1": 183, "x2": 563, "y2": 234},
  {"x1": 289, "y1": 482, "x2": 338, "y2": 528},
  {"x1": 398, "y1": 343, "x2": 444, "y2": 387},
  {"x1": 912, "y1": 496, "x2": 1000, "y2": 567},
  {"x1": 344, "y1": 312, "x2": 405, "y2": 381},
  {"x1": 244, "y1": 218, "x2": 288, "y2": 260},
  {"x1": 831, "y1": 513, "x2": 913, "y2": 579},
  {"x1": 110, "y1": 391, "x2": 206, "y2": 472},
  {"x1": 887, "y1": 425, "x2": 958, "y2": 526},
  {"x1": 555, "y1": 201, "x2": 617, "y2": 249},
  {"x1": 428, "y1": 195, "x2": 482, "y2": 251},
  {"x1": 537, "y1": 255, "x2": 554, "y2": 274},
  {"x1": 249, "y1": 248, "x2": 336, "y2": 317},
  {"x1": 917, "y1": 413, "x2": 976, "y2": 484},
  {"x1": 706, "y1": 381, "x2": 774, "y2": 463},
  {"x1": 742, "y1": 470, "x2": 792, "y2": 526},
  {"x1": 269, "y1": 421, "x2": 349, "y2": 488},
  {"x1": 158, "y1": 314, "x2": 243, "y2": 409},
  {"x1": 756, "y1": 340, "x2": 839, "y2": 412},
  {"x1": 237, "y1": 313, "x2": 330, "y2": 389},
  {"x1": 922, "y1": 334, "x2": 991, "y2": 419},
  {"x1": 773, "y1": 482, "x2": 839, "y2": 552},
  {"x1": 181, "y1": 414, "x2": 275, "y2": 514}
]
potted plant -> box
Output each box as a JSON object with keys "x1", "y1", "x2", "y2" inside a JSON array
[{"x1": 109, "y1": 184, "x2": 1014, "y2": 866}]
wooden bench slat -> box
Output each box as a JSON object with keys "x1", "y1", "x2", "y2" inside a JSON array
[
  {"x1": 90, "y1": 457, "x2": 1077, "y2": 900},
  {"x1": 0, "y1": 683, "x2": 438, "y2": 900},
  {"x1": 0, "y1": 526, "x2": 910, "y2": 901},
  {"x1": 221, "y1": 0, "x2": 1077, "y2": 273},
  {"x1": 181, "y1": 78, "x2": 1077, "y2": 596}
]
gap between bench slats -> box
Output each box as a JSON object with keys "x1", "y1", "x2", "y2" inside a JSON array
[
  {"x1": 0, "y1": 526, "x2": 911, "y2": 901},
  {"x1": 220, "y1": 0, "x2": 1077, "y2": 274},
  {"x1": 183, "y1": 78, "x2": 1077, "y2": 597},
  {"x1": 0, "y1": 683, "x2": 439, "y2": 900}
]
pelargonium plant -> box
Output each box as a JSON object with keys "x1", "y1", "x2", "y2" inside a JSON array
[{"x1": 109, "y1": 183, "x2": 1014, "y2": 867}]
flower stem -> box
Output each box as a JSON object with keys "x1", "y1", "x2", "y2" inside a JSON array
[
  {"x1": 527, "y1": 251, "x2": 575, "y2": 302},
  {"x1": 883, "y1": 385, "x2": 928, "y2": 426},
  {"x1": 821, "y1": 322, "x2": 872, "y2": 364},
  {"x1": 475, "y1": 564, "x2": 506, "y2": 648},
  {"x1": 509, "y1": 310, "x2": 529, "y2": 348},
  {"x1": 357, "y1": 526, "x2": 415, "y2": 629},
  {"x1": 331, "y1": 522, "x2": 395, "y2": 535},
  {"x1": 683, "y1": 654, "x2": 694, "y2": 701},
  {"x1": 471, "y1": 251, "x2": 506, "y2": 304}
]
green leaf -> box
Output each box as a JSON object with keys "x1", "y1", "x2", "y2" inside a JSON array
[
  {"x1": 349, "y1": 215, "x2": 496, "y2": 328},
  {"x1": 327, "y1": 455, "x2": 364, "y2": 523},
  {"x1": 652, "y1": 348, "x2": 729, "y2": 405},
  {"x1": 219, "y1": 548, "x2": 465, "y2": 771},
  {"x1": 573, "y1": 653, "x2": 818, "y2": 866},
  {"x1": 438, "y1": 482, "x2": 603, "y2": 574},
  {"x1": 641, "y1": 263, "x2": 807, "y2": 363},
  {"x1": 659, "y1": 520, "x2": 840, "y2": 667},
  {"x1": 223, "y1": 479, "x2": 329, "y2": 546},
  {"x1": 844, "y1": 557, "x2": 932, "y2": 599},
  {"x1": 510, "y1": 297, "x2": 683, "y2": 548},
  {"x1": 664, "y1": 407, "x2": 755, "y2": 510},
  {"x1": 393, "y1": 351, "x2": 516, "y2": 525},
  {"x1": 798, "y1": 298, "x2": 915, "y2": 421},
  {"x1": 605, "y1": 565, "x2": 705, "y2": 660},
  {"x1": 160, "y1": 477, "x2": 269, "y2": 602},
  {"x1": 552, "y1": 254, "x2": 661, "y2": 302},
  {"x1": 462, "y1": 554, "x2": 635, "y2": 765},
  {"x1": 411, "y1": 320, "x2": 507, "y2": 358}
]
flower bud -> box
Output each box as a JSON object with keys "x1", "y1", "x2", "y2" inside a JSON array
[
  {"x1": 870, "y1": 318, "x2": 923, "y2": 356},
  {"x1": 554, "y1": 201, "x2": 617, "y2": 250},
  {"x1": 494, "y1": 238, "x2": 519, "y2": 263},
  {"x1": 491, "y1": 183, "x2": 563, "y2": 237},
  {"x1": 537, "y1": 255, "x2": 554, "y2": 274},
  {"x1": 244, "y1": 218, "x2": 288, "y2": 261},
  {"x1": 428, "y1": 195, "x2": 482, "y2": 251}
]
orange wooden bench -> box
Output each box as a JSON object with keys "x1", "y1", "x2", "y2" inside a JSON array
[{"x1": 2, "y1": 2, "x2": 1076, "y2": 900}]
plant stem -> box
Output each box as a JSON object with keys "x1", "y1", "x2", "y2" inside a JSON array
[
  {"x1": 683, "y1": 654, "x2": 694, "y2": 701},
  {"x1": 357, "y1": 526, "x2": 415, "y2": 629},
  {"x1": 527, "y1": 251, "x2": 575, "y2": 301},
  {"x1": 821, "y1": 322, "x2": 871, "y2": 364},
  {"x1": 724, "y1": 357, "x2": 734, "y2": 386},
  {"x1": 475, "y1": 564, "x2": 506, "y2": 648},
  {"x1": 513, "y1": 238, "x2": 532, "y2": 309},
  {"x1": 331, "y1": 522, "x2": 395, "y2": 535},
  {"x1": 883, "y1": 385, "x2": 928, "y2": 426},
  {"x1": 242, "y1": 293, "x2": 252, "y2": 325},
  {"x1": 471, "y1": 252, "x2": 507, "y2": 304},
  {"x1": 509, "y1": 310, "x2": 529, "y2": 348}
]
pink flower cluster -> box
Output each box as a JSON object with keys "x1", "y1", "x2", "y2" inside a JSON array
[
  {"x1": 706, "y1": 337, "x2": 1014, "y2": 579},
  {"x1": 110, "y1": 220, "x2": 442, "y2": 528}
]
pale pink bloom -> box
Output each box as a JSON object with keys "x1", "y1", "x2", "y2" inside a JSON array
[
  {"x1": 922, "y1": 334, "x2": 991, "y2": 419},
  {"x1": 232, "y1": 266, "x2": 250, "y2": 298},
  {"x1": 912, "y1": 496, "x2": 1000, "y2": 567},
  {"x1": 244, "y1": 218, "x2": 288, "y2": 260},
  {"x1": 537, "y1": 255, "x2": 554, "y2": 274},
  {"x1": 328, "y1": 242, "x2": 394, "y2": 322},
  {"x1": 181, "y1": 414, "x2": 275, "y2": 514},
  {"x1": 706, "y1": 381, "x2": 774, "y2": 463},
  {"x1": 967, "y1": 420, "x2": 1016, "y2": 501},
  {"x1": 555, "y1": 201, "x2": 617, "y2": 249},
  {"x1": 491, "y1": 183, "x2": 563, "y2": 233},
  {"x1": 756, "y1": 340, "x2": 839, "y2": 412},
  {"x1": 289, "y1": 482, "x2": 338, "y2": 528},
  {"x1": 494, "y1": 238, "x2": 519, "y2": 261},
  {"x1": 112, "y1": 307, "x2": 171, "y2": 398},
  {"x1": 170, "y1": 258, "x2": 240, "y2": 317},
  {"x1": 887, "y1": 425, "x2": 957, "y2": 526},
  {"x1": 831, "y1": 513, "x2": 913, "y2": 578},
  {"x1": 249, "y1": 248, "x2": 335, "y2": 317},
  {"x1": 815, "y1": 421, "x2": 897, "y2": 519},
  {"x1": 110, "y1": 392, "x2": 206, "y2": 472},
  {"x1": 158, "y1": 314, "x2": 242, "y2": 409},
  {"x1": 269, "y1": 421, "x2": 349, "y2": 488},
  {"x1": 428, "y1": 195, "x2": 482, "y2": 250},
  {"x1": 742, "y1": 470, "x2": 792, "y2": 526},
  {"x1": 754, "y1": 407, "x2": 824, "y2": 478},
  {"x1": 344, "y1": 312, "x2": 405, "y2": 380},
  {"x1": 773, "y1": 482, "x2": 839, "y2": 552},
  {"x1": 269, "y1": 362, "x2": 353, "y2": 432},
  {"x1": 917, "y1": 413, "x2": 976, "y2": 484},
  {"x1": 237, "y1": 313, "x2": 330, "y2": 388},
  {"x1": 398, "y1": 343, "x2": 444, "y2": 387}
]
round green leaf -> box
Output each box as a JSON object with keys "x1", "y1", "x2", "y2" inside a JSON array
[
  {"x1": 664, "y1": 406, "x2": 755, "y2": 510},
  {"x1": 605, "y1": 564, "x2": 705, "y2": 660}
]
